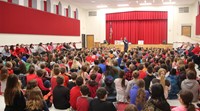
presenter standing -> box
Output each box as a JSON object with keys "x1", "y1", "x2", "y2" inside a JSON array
[{"x1": 123, "y1": 37, "x2": 128, "y2": 52}]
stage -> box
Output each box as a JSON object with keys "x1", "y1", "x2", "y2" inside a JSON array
[{"x1": 99, "y1": 44, "x2": 173, "y2": 50}]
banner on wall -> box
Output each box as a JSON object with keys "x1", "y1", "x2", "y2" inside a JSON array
[{"x1": 0, "y1": 1, "x2": 80, "y2": 36}]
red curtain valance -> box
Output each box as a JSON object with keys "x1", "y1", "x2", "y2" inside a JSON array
[
  {"x1": 196, "y1": 15, "x2": 200, "y2": 35},
  {"x1": 106, "y1": 11, "x2": 168, "y2": 21}
]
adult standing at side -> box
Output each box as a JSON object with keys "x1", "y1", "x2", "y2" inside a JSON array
[{"x1": 123, "y1": 37, "x2": 128, "y2": 52}]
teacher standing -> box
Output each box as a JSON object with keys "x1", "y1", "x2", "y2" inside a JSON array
[{"x1": 123, "y1": 37, "x2": 128, "y2": 52}]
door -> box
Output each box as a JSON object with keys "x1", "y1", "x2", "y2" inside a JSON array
[{"x1": 86, "y1": 35, "x2": 94, "y2": 49}]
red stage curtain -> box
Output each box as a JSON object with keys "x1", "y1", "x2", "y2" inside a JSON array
[
  {"x1": 8, "y1": 0, "x2": 12, "y2": 3},
  {"x1": 196, "y1": 4, "x2": 200, "y2": 35},
  {"x1": 28, "y1": 0, "x2": 32, "y2": 8},
  {"x1": 196, "y1": 15, "x2": 200, "y2": 35},
  {"x1": 44, "y1": 1, "x2": 47, "y2": 11},
  {"x1": 106, "y1": 11, "x2": 167, "y2": 21},
  {"x1": 106, "y1": 11, "x2": 168, "y2": 44}
]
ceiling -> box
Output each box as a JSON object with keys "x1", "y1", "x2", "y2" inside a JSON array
[{"x1": 66, "y1": 0, "x2": 197, "y2": 10}]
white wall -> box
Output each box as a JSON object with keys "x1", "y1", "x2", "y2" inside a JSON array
[
  {"x1": 0, "y1": 0, "x2": 87, "y2": 47},
  {"x1": 85, "y1": 4, "x2": 199, "y2": 43}
]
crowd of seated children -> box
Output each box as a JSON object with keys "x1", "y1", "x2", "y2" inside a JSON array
[{"x1": 0, "y1": 41, "x2": 199, "y2": 111}]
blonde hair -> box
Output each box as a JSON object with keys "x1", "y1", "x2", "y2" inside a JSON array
[
  {"x1": 158, "y1": 68, "x2": 166, "y2": 88},
  {"x1": 26, "y1": 87, "x2": 44, "y2": 111},
  {"x1": 71, "y1": 59, "x2": 79, "y2": 69},
  {"x1": 125, "y1": 104, "x2": 138, "y2": 111}
]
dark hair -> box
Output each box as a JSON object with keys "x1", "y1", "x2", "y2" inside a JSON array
[
  {"x1": 36, "y1": 70, "x2": 44, "y2": 77},
  {"x1": 71, "y1": 73, "x2": 77, "y2": 80},
  {"x1": 4, "y1": 74, "x2": 20, "y2": 105},
  {"x1": 144, "y1": 62, "x2": 149, "y2": 68},
  {"x1": 81, "y1": 65, "x2": 87, "y2": 72},
  {"x1": 136, "y1": 80, "x2": 146, "y2": 107},
  {"x1": 80, "y1": 85, "x2": 89, "y2": 96},
  {"x1": 104, "y1": 75, "x2": 114, "y2": 86},
  {"x1": 60, "y1": 67, "x2": 66, "y2": 74},
  {"x1": 94, "y1": 60, "x2": 99, "y2": 65},
  {"x1": 119, "y1": 70, "x2": 126, "y2": 88},
  {"x1": 170, "y1": 68, "x2": 176, "y2": 75},
  {"x1": 147, "y1": 66, "x2": 153, "y2": 74},
  {"x1": 28, "y1": 67, "x2": 35, "y2": 74},
  {"x1": 40, "y1": 63, "x2": 45, "y2": 69},
  {"x1": 90, "y1": 74, "x2": 97, "y2": 80},
  {"x1": 56, "y1": 75, "x2": 64, "y2": 85},
  {"x1": 179, "y1": 90, "x2": 195, "y2": 111},
  {"x1": 76, "y1": 76, "x2": 83, "y2": 86},
  {"x1": 96, "y1": 87, "x2": 107, "y2": 99},
  {"x1": 160, "y1": 64, "x2": 168, "y2": 72},
  {"x1": 186, "y1": 70, "x2": 196, "y2": 80},
  {"x1": 53, "y1": 67, "x2": 60, "y2": 75},
  {"x1": 26, "y1": 79, "x2": 37, "y2": 90},
  {"x1": 188, "y1": 62, "x2": 195, "y2": 69},
  {"x1": 0, "y1": 67, "x2": 8, "y2": 81},
  {"x1": 138, "y1": 64, "x2": 144, "y2": 70},
  {"x1": 151, "y1": 83, "x2": 165, "y2": 100},
  {"x1": 100, "y1": 59, "x2": 105, "y2": 63}
]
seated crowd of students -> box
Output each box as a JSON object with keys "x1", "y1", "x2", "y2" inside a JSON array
[{"x1": 0, "y1": 42, "x2": 199, "y2": 111}]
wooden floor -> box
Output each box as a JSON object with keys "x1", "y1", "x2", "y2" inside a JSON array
[{"x1": 100, "y1": 44, "x2": 173, "y2": 50}]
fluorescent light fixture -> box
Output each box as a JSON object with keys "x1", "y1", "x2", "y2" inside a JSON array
[
  {"x1": 139, "y1": 3, "x2": 152, "y2": 6},
  {"x1": 163, "y1": 2, "x2": 176, "y2": 5},
  {"x1": 97, "y1": 5, "x2": 108, "y2": 8},
  {"x1": 117, "y1": 4, "x2": 129, "y2": 7}
]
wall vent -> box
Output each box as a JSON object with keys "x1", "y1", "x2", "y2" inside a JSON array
[
  {"x1": 179, "y1": 7, "x2": 189, "y2": 13},
  {"x1": 89, "y1": 11, "x2": 97, "y2": 16}
]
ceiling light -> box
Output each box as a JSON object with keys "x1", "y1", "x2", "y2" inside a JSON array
[
  {"x1": 117, "y1": 4, "x2": 129, "y2": 7},
  {"x1": 139, "y1": 3, "x2": 152, "y2": 6},
  {"x1": 163, "y1": 2, "x2": 176, "y2": 5},
  {"x1": 97, "y1": 5, "x2": 108, "y2": 8}
]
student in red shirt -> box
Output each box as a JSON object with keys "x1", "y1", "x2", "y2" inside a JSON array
[
  {"x1": 87, "y1": 74, "x2": 98, "y2": 98},
  {"x1": 26, "y1": 66, "x2": 37, "y2": 83},
  {"x1": 5, "y1": 62, "x2": 13, "y2": 75},
  {"x1": 36, "y1": 69, "x2": 50, "y2": 95},
  {"x1": 51, "y1": 67, "x2": 60, "y2": 92},
  {"x1": 85, "y1": 53, "x2": 92, "y2": 64},
  {"x1": 15, "y1": 44, "x2": 21, "y2": 56},
  {"x1": 191, "y1": 43, "x2": 200, "y2": 70},
  {"x1": 138, "y1": 64, "x2": 146, "y2": 79},
  {"x1": 60, "y1": 67, "x2": 69, "y2": 87},
  {"x1": 91, "y1": 51, "x2": 98, "y2": 63},
  {"x1": 19, "y1": 44, "x2": 26, "y2": 55},
  {"x1": 76, "y1": 85, "x2": 93, "y2": 111},
  {"x1": 9, "y1": 45, "x2": 17, "y2": 59},
  {"x1": 70, "y1": 76, "x2": 83, "y2": 110},
  {"x1": 191, "y1": 43, "x2": 200, "y2": 55}
]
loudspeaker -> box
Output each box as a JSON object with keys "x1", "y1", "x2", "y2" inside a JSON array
[{"x1": 82, "y1": 34, "x2": 86, "y2": 48}]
